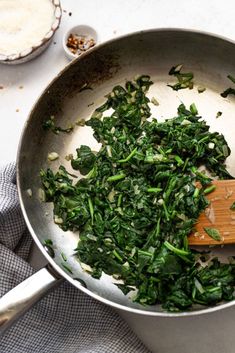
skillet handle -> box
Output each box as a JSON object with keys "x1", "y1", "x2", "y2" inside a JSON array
[{"x1": 0, "y1": 265, "x2": 63, "y2": 336}]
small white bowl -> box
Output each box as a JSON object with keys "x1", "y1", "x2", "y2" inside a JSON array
[
  {"x1": 0, "y1": 0, "x2": 62, "y2": 65},
  {"x1": 63, "y1": 25, "x2": 98, "y2": 61}
]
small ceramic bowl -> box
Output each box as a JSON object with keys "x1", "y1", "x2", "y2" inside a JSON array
[
  {"x1": 0, "y1": 0, "x2": 62, "y2": 65},
  {"x1": 63, "y1": 25, "x2": 98, "y2": 61}
]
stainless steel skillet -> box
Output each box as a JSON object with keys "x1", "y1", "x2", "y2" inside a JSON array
[{"x1": 1, "y1": 29, "x2": 235, "y2": 334}]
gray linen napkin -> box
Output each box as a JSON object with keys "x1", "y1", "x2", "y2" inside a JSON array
[{"x1": 0, "y1": 164, "x2": 150, "y2": 353}]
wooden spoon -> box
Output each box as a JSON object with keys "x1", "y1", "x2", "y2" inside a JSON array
[{"x1": 188, "y1": 180, "x2": 235, "y2": 246}]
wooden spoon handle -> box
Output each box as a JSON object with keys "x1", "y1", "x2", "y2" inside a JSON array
[{"x1": 188, "y1": 180, "x2": 235, "y2": 245}]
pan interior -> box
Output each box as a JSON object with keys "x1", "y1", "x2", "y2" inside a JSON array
[{"x1": 18, "y1": 29, "x2": 235, "y2": 315}]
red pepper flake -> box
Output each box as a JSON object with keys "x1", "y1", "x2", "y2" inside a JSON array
[{"x1": 66, "y1": 33, "x2": 96, "y2": 56}]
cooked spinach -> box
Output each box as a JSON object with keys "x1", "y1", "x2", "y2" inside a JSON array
[
  {"x1": 40, "y1": 75, "x2": 235, "y2": 312},
  {"x1": 61, "y1": 263, "x2": 73, "y2": 274},
  {"x1": 204, "y1": 227, "x2": 222, "y2": 242},
  {"x1": 168, "y1": 64, "x2": 194, "y2": 91},
  {"x1": 61, "y1": 252, "x2": 67, "y2": 262},
  {"x1": 230, "y1": 201, "x2": 235, "y2": 211},
  {"x1": 43, "y1": 116, "x2": 74, "y2": 134},
  {"x1": 43, "y1": 239, "x2": 55, "y2": 258},
  {"x1": 221, "y1": 75, "x2": 235, "y2": 98},
  {"x1": 71, "y1": 145, "x2": 96, "y2": 175}
]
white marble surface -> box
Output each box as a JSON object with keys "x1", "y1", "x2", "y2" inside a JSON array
[{"x1": 2, "y1": 1, "x2": 235, "y2": 352}]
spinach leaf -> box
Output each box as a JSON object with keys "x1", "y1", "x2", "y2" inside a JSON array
[
  {"x1": 43, "y1": 116, "x2": 73, "y2": 134},
  {"x1": 221, "y1": 75, "x2": 235, "y2": 98},
  {"x1": 230, "y1": 201, "x2": 235, "y2": 211},
  {"x1": 168, "y1": 64, "x2": 194, "y2": 91},
  {"x1": 204, "y1": 227, "x2": 222, "y2": 242},
  {"x1": 71, "y1": 145, "x2": 96, "y2": 175}
]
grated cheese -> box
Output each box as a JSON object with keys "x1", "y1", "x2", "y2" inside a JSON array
[{"x1": 0, "y1": 0, "x2": 55, "y2": 56}]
